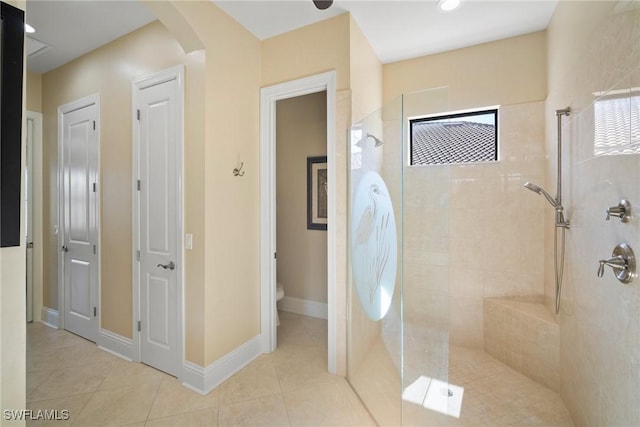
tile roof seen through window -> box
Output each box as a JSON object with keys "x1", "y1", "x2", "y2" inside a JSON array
[{"x1": 411, "y1": 121, "x2": 496, "y2": 165}]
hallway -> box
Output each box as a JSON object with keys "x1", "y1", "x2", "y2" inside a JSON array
[{"x1": 26, "y1": 313, "x2": 373, "y2": 426}]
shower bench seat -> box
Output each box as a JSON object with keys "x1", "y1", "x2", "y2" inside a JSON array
[{"x1": 483, "y1": 297, "x2": 559, "y2": 392}]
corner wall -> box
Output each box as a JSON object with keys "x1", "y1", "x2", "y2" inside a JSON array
[
  {"x1": 170, "y1": 1, "x2": 262, "y2": 366},
  {"x1": 546, "y1": 2, "x2": 640, "y2": 425}
]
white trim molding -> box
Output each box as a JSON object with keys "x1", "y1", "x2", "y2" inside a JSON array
[
  {"x1": 40, "y1": 307, "x2": 59, "y2": 329},
  {"x1": 97, "y1": 329, "x2": 134, "y2": 361},
  {"x1": 259, "y1": 71, "x2": 337, "y2": 374},
  {"x1": 181, "y1": 334, "x2": 262, "y2": 395},
  {"x1": 279, "y1": 297, "x2": 328, "y2": 320}
]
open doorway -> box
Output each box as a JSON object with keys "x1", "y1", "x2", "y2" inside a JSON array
[
  {"x1": 259, "y1": 71, "x2": 337, "y2": 374},
  {"x1": 275, "y1": 91, "x2": 328, "y2": 338}
]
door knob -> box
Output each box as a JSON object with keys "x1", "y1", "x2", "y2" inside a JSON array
[
  {"x1": 157, "y1": 261, "x2": 176, "y2": 270},
  {"x1": 60, "y1": 245, "x2": 68, "y2": 252}
]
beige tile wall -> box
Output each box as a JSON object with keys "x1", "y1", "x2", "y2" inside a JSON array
[
  {"x1": 447, "y1": 101, "x2": 547, "y2": 349},
  {"x1": 546, "y1": 2, "x2": 640, "y2": 425}
]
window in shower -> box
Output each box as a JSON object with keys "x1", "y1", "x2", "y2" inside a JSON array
[
  {"x1": 409, "y1": 108, "x2": 498, "y2": 166},
  {"x1": 593, "y1": 88, "x2": 640, "y2": 156}
]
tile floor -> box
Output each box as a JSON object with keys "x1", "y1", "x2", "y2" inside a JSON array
[
  {"x1": 409, "y1": 345, "x2": 575, "y2": 427},
  {"x1": 26, "y1": 312, "x2": 375, "y2": 427},
  {"x1": 350, "y1": 339, "x2": 574, "y2": 427}
]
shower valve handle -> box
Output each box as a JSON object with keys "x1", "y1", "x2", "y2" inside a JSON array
[
  {"x1": 597, "y1": 256, "x2": 626, "y2": 277},
  {"x1": 597, "y1": 243, "x2": 636, "y2": 284},
  {"x1": 606, "y1": 200, "x2": 631, "y2": 222}
]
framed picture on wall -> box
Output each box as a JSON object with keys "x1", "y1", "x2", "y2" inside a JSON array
[{"x1": 307, "y1": 156, "x2": 328, "y2": 230}]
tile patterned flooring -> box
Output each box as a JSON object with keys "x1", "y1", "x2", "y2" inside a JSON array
[
  {"x1": 421, "y1": 346, "x2": 575, "y2": 427},
  {"x1": 27, "y1": 312, "x2": 575, "y2": 426},
  {"x1": 351, "y1": 338, "x2": 574, "y2": 427},
  {"x1": 26, "y1": 312, "x2": 375, "y2": 427}
]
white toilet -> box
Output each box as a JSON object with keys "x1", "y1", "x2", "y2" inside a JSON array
[{"x1": 276, "y1": 283, "x2": 285, "y2": 326}]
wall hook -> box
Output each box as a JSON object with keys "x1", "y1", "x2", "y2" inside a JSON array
[{"x1": 233, "y1": 162, "x2": 245, "y2": 177}]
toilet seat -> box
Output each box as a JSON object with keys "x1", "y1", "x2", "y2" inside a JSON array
[{"x1": 276, "y1": 283, "x2": 285, "y2": 327}]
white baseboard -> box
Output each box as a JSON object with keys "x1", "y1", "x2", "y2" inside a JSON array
[
  {"x1": 181, "y1": 334, "x2": 262, "y2": 395},
  {"x1": 97, "y1": 329, "x2": 134, "y2": 361},
  {"x1": 279, "y1": 296, "x2": 328, "y2": 320},
  {"x1": 40, "y1": 307, "x2": 59, "y2": 328}
]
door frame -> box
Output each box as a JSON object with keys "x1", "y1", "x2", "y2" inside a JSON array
[
  {"x1": 29, "y1": 111, "x2": 44, "y2": 323},
  {"x1": 131, "y1": 65, "x2": 185, "y2": 378},
  {"x1": 259, "y1": 71, "x2": 337, "y2": 373},
  {"x1": 26, "y1": 112, "x2": 34, "y2": 322},
  {"x1": 57, "y1": 94, "x2": 101, "y2": 332},
  {"x1": 26, "y1": 111, "x2": 43, "y2": 322}
]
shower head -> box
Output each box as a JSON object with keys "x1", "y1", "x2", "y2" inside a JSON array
[
  {"x1": 523, "y1": 181, "x2": 559, "y2": 208},
  {"x1": 367, "y1": 133, "x2": 383, "y2": 147}
]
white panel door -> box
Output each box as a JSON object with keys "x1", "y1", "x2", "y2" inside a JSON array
[
  {"x1": 135, "y1": 72, "x2": 181, "y2": 377},
  {"x1": 60, "y1": 100, "x2": 99, "y2": 342}
]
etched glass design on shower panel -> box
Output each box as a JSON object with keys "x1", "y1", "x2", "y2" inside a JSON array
[
  {"x1": 594, "y1": 90, "x2": 640, "y2": 156},
  {"x1": 350, "y1": 171, "x2": 398, "y2": 321}
]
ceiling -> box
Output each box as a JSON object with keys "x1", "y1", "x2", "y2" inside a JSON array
[
  {"x1": 25, "y1": 0, "x2": 558, "y2": 74},
  {"x1": 25, "y1": 1, "x2": 155, "y2": 73},
  {"x1": 214, "y1": 0, "x2": 559, "y2": 64}
]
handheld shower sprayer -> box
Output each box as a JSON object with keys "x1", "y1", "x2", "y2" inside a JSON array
[
  {"x1": 523, "y1": 182, "x2": 559, "y2": 208},
  {"x1": 521, "y1": 106, "x2": 571, "y2": 315}
]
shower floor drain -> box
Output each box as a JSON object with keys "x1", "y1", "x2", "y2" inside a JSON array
[{"x1": 402, "y1": 376, "x2": 464, "y2": 418}]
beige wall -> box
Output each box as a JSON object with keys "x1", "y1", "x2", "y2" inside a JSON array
[
  {"x1": 1, "y1": 0, "x2": 26, "y2": 419},
  {"x1": 170, "y1": 1, "x2": 262, "y2": 365},
  {"x1": 276, "y1": 92, "x2": 328, "y2": 304},
  {"x1": 262, "y1": 14, "x2": 351, "y2": 90},
  {"x1": 384, "y1": 31, "x2": 547, "y2": 108},
  {"x1": 26, "y1": 71, "x2": 42, "y2": 112},
  {"x1": 349, "y1": 15, "x2": 382, "y2": 124},
  {"x1": 546, "y1": 1, "x2": 640, "y2": 425},
  {"x1": 41, "y1": 21, "x2": 206, "y2": 357}
]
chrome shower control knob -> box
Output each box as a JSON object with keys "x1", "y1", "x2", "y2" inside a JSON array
[
  {"x1": 606, "y1": 200, "x2": 631, "y2": 222},
  {"x1": 597, "y1": 243, "x2": 636, "y2": 284}
]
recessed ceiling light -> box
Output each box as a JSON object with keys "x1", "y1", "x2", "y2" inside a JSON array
[
  {"x1": 438, "y1": 0, "x2": 461, "y2": 12},
  {"x1": 25, "y1": 23, "x2": 36, "y2": 34}
]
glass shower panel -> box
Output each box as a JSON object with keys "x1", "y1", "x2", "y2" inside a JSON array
[
  {"x1": 347, "y1": 87, "x2": 451, "y2": 426},
  {"x1": 401, "y1": 88, "x2": 454, "y2": 426},
  {"x1": 348, "y1": 96, "x2": 403, "y2": 426}
]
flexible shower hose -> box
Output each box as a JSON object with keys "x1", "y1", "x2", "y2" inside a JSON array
[{"x1": 554, "y1": 224, "x2": 566, "y2": 315}]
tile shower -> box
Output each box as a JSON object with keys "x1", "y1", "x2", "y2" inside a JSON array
[{"x1": 346, "y1": 3, "x2": 640, "y2": 425}]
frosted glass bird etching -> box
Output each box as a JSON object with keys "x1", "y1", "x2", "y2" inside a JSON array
[
  {"x1": 354, "y1": 184, "x2": 381, "y2": 246},
  {"x1": 351, "y1": 172, "x2": 397, "y2": 321}
]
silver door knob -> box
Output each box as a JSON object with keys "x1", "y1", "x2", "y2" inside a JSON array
[
  {"x1": 157, "y1": 261, "x2": 176, "y2": 270},
  {"x1": 60, "y1": 245, "x2": 68, "y2": 252}
]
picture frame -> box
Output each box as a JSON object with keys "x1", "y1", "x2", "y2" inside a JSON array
[{"x1": 307, "y1": 156, "x2": 328, "y2": 230}]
